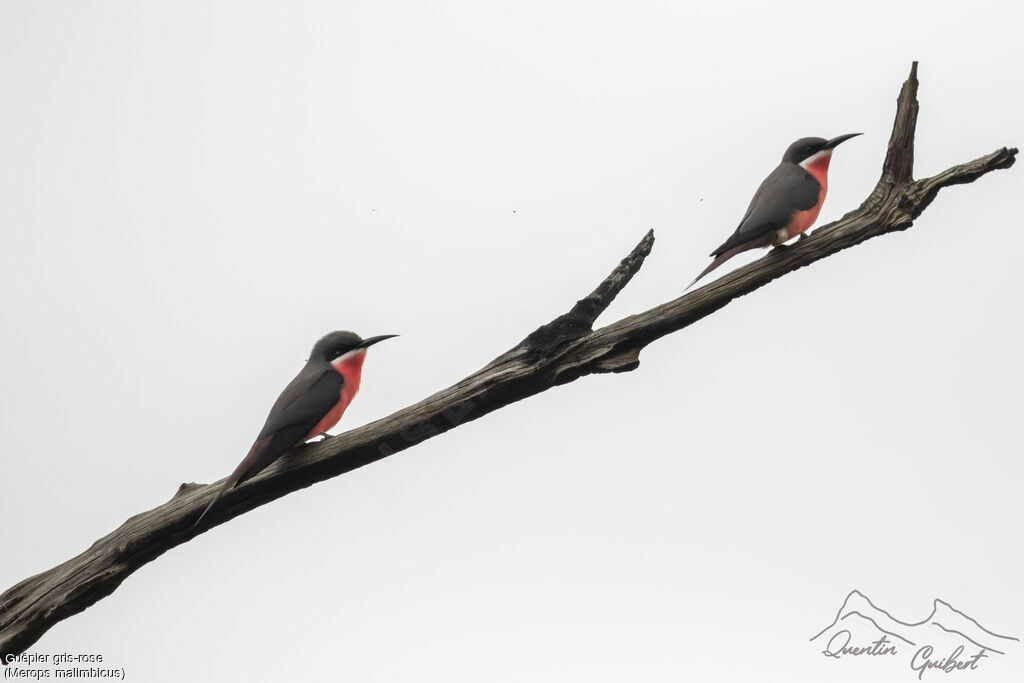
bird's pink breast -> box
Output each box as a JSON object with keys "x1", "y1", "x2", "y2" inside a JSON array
[
  {"x1": 782, "y1": 154, "x2": 831, "y2": 241},
  {"x1": 305, "y1": 351, "x2": 366, "y2": 439}
]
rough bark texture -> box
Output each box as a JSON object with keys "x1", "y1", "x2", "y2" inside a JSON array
[{"x1": 0, "y1": 62, "x2": 1016, "y2": 661}]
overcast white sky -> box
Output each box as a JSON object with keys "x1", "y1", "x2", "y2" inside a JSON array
[{"x1": 1, "y1": 1, "x2": 1021, "y2": 681}]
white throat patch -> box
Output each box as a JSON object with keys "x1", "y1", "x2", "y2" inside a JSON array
[
  {"x1": 800, "y1": 149, "x2": 832, "y2": 169},
  {"x1": 333, "y1": 348, "x2": 366, "y2": 365}
]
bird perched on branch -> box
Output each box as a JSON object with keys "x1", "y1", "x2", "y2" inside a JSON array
[
  {"x1": 195, "y1": 331, "x2": 397, "y2": 526},
  {"x1": 689, "y1": 133, "x2": 861, "y2": 287}
]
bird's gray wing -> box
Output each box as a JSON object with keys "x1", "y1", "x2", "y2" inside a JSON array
[
  {"x1": 711, "y1": 164, "x2": 820, "y2": 257},
  {"x1": 194, "y1": 366, "x2": 343, "y2": 526},
  {"x1": 257, "y1": 366, "x2": 343, "y2": 441},
  {"x1": 237, "y1": 367, "x2": 344, "y2": 484}
]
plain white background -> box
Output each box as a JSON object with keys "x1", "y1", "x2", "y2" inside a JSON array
[{"x1": 1, "y1": 1, "x2": 1021, "y2": 681}]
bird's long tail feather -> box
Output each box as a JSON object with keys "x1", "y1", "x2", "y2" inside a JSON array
[
  {"x1": 687, "y1": 244, "x2": 748, "y2": 289},
  {"x1": 193, "y1": 436, "x2": 272, "y2": 527},
  {"x1": 193, "y1": 476, "x2": 238, "y2": 528}
]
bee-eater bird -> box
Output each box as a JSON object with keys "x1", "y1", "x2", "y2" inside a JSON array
[
  {"x1": 689, "y1": 133, "x2": 861, "y2": 288},
  {"x1": 195, "y1": 331, "x2": 397, "y2": 526}
]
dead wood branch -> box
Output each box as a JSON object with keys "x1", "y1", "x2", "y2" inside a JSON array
[{"x1": 0, "y1": 62, "x2": 1016, "y2": 662}]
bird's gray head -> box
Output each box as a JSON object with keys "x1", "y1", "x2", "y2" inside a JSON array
[
  {"x1": 782, "y1": 133, "x2": 862, "y2": 164},
  {"x1": 311, "y1": 331, "x2": 398, "y2": 362}
]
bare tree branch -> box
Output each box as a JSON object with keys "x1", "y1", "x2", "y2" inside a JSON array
[{"x1": 0, "y1": 62, "x2": 1016, "y2": 662}]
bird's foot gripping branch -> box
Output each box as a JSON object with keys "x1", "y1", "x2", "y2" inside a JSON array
[{"x1": 0, "y1": 62, "x2": 1016, "y2": 661}]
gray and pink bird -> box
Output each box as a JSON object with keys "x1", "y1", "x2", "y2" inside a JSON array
[
  {"x1": 195, "y1": 331, "x2": 396, "y2": 526},
  {"x1": 690, "y1": 133, "x2": 861, "y2": 287}
]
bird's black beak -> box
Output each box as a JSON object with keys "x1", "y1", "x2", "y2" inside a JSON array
[
  {"x1": 357, "y1": 334, "x2": 399, "y2": 349},
  {"x1": 823, "y1": 133, "x2": 862, "y2": 150}
]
